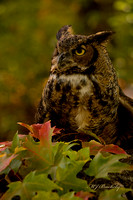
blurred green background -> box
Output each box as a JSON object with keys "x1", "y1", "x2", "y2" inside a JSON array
[{"x1": 0, "y1": 0, "x2": 133, "y2": 140}]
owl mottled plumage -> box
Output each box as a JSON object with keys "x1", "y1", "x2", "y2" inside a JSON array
[{"x1": 36, "y1": 25, "x2": 133, "y2": 148}]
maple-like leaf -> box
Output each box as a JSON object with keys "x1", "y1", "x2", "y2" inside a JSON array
[
  {"x1": 32, "y1": 191, "x2": 60, "y2": 200},
  {"x1": 82, "y1": 140, "x2": 127, "y2": 156},
  {"x1": 0, "y1": 133, "x2": 25, "y2": 174},
  {"x1": 56, "y1": 158, "x2": 92, "y2": 193},
  {"x1": 52, "y1": 142, "x2": 77, "y2": 166},
  {"x1": 37, "y1": 121, "x2": 53, "y2": 147},
  {"x1": 18, "y1": 121, "x2": 61, "y2": 143},
  {"x1": 98, "y1": 188, "x2": 132, "y2": 200},
  {"x1": 33, "y1": 191, "x2": 82, "y2": 200},
  {"x1": 0, "y1": 154, "x2": 17, "y2": 174},
  {"x1": 1, "y1": 171, "x2": 62, "y2": 200},
  {"x1": 22, "y1": 135, "x2": 53, "y2": 172},
  {"x1": 65, "y1": 147, "x2": 90, "y2": 162},
  {"x1": 85, "y1": 152, "x2": 132, "y2": 179}
]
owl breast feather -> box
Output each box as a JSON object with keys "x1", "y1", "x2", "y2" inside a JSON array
[{"x1": 43, "y1": 73, "x2": 117, "y2": 133}]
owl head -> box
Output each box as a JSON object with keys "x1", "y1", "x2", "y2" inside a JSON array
[{"x1": 51, "y1": 25, "x2": 114, "y2": 74}]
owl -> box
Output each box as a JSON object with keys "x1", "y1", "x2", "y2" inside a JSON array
[{"x1": 35, "y1": 25, "x2": 133, "y2": 148}]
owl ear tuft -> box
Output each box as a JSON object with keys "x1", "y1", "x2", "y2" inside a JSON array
[
  {"x1": 56, "y1": 25, "x2": 73, "y2": 40},
  {"x1": 89, "y1": 31, "x2": 115, "y2": 45}
]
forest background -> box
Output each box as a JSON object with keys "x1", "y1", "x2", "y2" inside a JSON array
[{"x1": 0, "y1": 0, "x2": 133, "y2": 140}]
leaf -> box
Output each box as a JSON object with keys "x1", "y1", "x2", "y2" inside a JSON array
[
  {"x1": 85, "y1": 152, "x2": 132, "y2": 179},
  {"x1": 1, "y1": 171, "x2": 62, "y2": 200},
  {"x1": 75, "y1": 191, "x2": 95, "y2": 200},
  {"x1": 31, "y1": 122, "x2": 61, "y2": 139},
  {"x1": 11, "y1": 132, "x2": 20, "y2": 152},
  {"x1": 61, "y1": 191, "x2": 82, "y2": 200},
  {"x1": 22, "y1": 135, "x2": 53, "y2": 172},
  {"x1": 32, "y1": 191, "x2": 60, "y2": 200},
  {"x1": 9, "y1": 158, "x2": 22, "y2": 173},
  {"x1": 100, "y1": 144, "x2": 127, "y2": 155},
  {"x1": 56, "y1": 160, "x2": 92, "y2": 193},
  {"x1": 18, "y1": 121, "x2": 60, "y2": 143},
  {"x1": 0, "y1": 141, "x2": 12, "y2": 152},
  {"x1": 37, "y1": 121, "x2": 53, "y2": 147},
  {"x1": 82, "y1": 140, "x2": 127, "y2": 156},
  {"x1": 0, "y1": 154, "x2": 17, "y2": 173},
  {"x1": 31, "y1": 123, "x2": 44, "y2": 139},
  {"x1": 65, "y1": 147, "x2": 90, "y2": 162},
  {"x1": 14, "y1": 146, "x2": 26, "y2": 154},
  {"x1": 33, "y1": 191, "x2": 82, "y2": 200},
  {"x1": 18, "y1": 122, "x2": 34, "y2": 134},
  {"x1": 53, "y1": 142, "x2": 77, "y2": 166},
  {"x1": 54, "y1": 146, "x2": 90, "y2": 192},
  {"x1": 52, "y1": 127, "x2": 62, "y2": 136},
  {"x1": 82, "y1": 130, "x2": 104, "y2": 144},
  {"x1": 98, "y1": 188, "x2": 132, "y2": 200},
  {"x1": 18, "y1": 134, "x2": 27, "y2": 139}
]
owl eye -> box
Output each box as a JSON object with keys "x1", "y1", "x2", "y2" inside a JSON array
[{"x1": 74, "y1": 47, "x2": 86, "y2": 56}]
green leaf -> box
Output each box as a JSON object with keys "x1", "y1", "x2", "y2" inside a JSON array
[
  {"x1": 9, "y1": 158, "x2": 22, "y2": 173},
  {"x1": 85, "y1": 152, "x2": 132, "y2": 179},
  {"x1": 1, "y1": 171, "x2": 62, "y2": 200},
  {"x1": 33, "y1": 191, "x2": 60, "y2": 200},
  {"x1": 24, "y1": 171, "x2": 62, "y2": 191},
  {"x1": 98, "y1": 188, "x2": 132, "y2": 200},
  {"x1": 61, "y1": 191, "x2": 82, "y2": 200},
  {"x1": 53, "y1": 142, "x2": 77, "y2": 165},
  {"x1": 11, "y1": 132, "x2": 20, "y2": 152},
  {"x1": 0, "y1": 153, "x2": 17, "y2": 174},
  {"x1": 56, "y1": 160, "x2": 92, "y2": 193},
  {"x1": 65, "y1": 147, "x2": 90, "y2": 164},
  {"x1": 33, "y1": 191, "x2": 82, "y2": 200},
  {"x1": 23, "y1": 135, "x2": 53, "y2": 172},
  {"x1": 83, "y1": 130, "x2": 105, "y2": 144}
]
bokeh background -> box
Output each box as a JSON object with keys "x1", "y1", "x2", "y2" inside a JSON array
[{"x1": 0, "y1": 0, "x2": 133, "y2": 140}]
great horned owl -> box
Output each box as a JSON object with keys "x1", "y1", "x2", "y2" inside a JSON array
[{"x1": 36, "y1": 25, "x2": 133, "y2": 148}]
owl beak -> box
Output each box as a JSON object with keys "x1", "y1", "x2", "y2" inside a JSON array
[{"x1": 57, "y1": 53, "x2": 71, "y2": 67}]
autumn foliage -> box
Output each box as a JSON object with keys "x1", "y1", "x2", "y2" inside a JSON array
[{"x1": 0, "y1": 121, "x2": 132, "y2": 199}]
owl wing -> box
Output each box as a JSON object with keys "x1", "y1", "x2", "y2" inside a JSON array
[
  {"x1": 117, "y1": 87, "x2": 133, "y2": 148},
  {"x1": 35, "y1": 97, "x2": 49, "y2": 124}
]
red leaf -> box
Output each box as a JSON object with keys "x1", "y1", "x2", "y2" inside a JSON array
[
  {"x1": 31, "y1": 121, "x2": 53, "y2": 146},
  {"x1": 82, "y1": 140, "x2": 127, "y2": 155},
  {"x1": 75, "y1": 191, "x2": 94, "y2": 200},
  {"x1": 82, "y1": 140, "x2": 103, "y2": 155},
  {"x1": 0, "y1": 141, "x2": 12, "y2": 152},
  {"x1": 101, "y1": 144, "x2": 127, "y2": 155},
  {"x1": 31, "y1": 124, "x2": 61, "y2": 138},
  {"x1": 0, "y1": 154, "x2": 17, "y2": 173},
  {"x1": 18, "y1": 121, "x2": 62, "y2": 147},
  {"x1": 39, "y1": 121, "x2": 51, "y2": 145},
  {"x1": 31, "y1": 124, "x2": 43, "y2": 139},
  {"x1": 52, "y1": 127, "x2": 62, "y2": 136}
]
